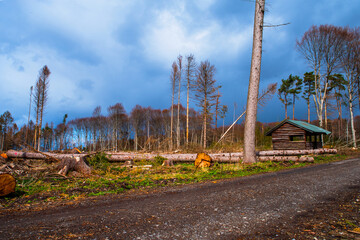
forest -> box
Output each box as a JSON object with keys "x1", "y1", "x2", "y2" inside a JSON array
[{"x1": 0, "y1": 24, "x2": 360, "y2": 153}]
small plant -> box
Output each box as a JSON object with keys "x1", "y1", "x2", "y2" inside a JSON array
[
  {"x1": 153, "y1": 155, "x2": 167, "y2": 166},
  {"x1": 88, "y1": 152, "x2": 110, "y2": 171}
]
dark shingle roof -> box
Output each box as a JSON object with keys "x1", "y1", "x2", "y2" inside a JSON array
[{"x1": 266, "y1": 119, "x2": 331, "y2": 136}]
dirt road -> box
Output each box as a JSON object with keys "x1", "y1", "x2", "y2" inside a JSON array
[{"x1": 1, "y1": 158, "x2": 359, "y2": 239}]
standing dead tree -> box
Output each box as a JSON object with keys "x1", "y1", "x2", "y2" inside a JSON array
[
  {"x1": 176, "y1": 55, "x2": 183, "y2": 149},
  {"x1": 170, "y1": 62, "x2": 178, "y2": 150},
  {"x1": 194, "y1": 60, "x2": 219, "y2": 149},
  {"x1": 185, "y1": 54, "x2": 196, "y2": 146},
  {"x1": 243, "y1": 0, "x2": 265, "y2": 163},
  {"x1": 33, "y1": 65, "x2": 51, "y2": 151}
]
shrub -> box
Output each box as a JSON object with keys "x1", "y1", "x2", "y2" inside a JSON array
[
  {"x1": 153, "y1": 155, "x2": 167, "y2": 166},
  {"x1": 88, "y1": 152, "x2": 110, "y2": 171}
]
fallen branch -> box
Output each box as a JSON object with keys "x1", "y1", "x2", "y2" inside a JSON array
[{"x1": 217, "y1": 83, "x2": 277, "y2": 144}]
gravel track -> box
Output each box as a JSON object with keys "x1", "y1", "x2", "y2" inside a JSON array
[{"x1": 0, "y1": 158, "x2": 359, "y2": 239}]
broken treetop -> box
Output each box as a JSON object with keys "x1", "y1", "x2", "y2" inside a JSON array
[{"x1": 265, "y1": 119, "x2": 331, "y2": 136}]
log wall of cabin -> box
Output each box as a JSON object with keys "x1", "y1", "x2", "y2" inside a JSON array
[{"x1": 271, "y1": 123, "x2": 308, "y2": 150}]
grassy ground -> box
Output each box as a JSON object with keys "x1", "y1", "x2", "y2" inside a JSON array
[{"x1": 0, "y1": 152, "x2": 355, "y2": 209}]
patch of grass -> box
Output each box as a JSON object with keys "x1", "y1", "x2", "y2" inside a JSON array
[
  {"x1": 313, "y1": 154, "x2": 348, "y2": 163},
  {"x1": 2, "y1": 152, "x2": 353, "y2": 208}
]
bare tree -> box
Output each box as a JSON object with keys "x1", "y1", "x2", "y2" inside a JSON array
[
  {"x1": 185, "y1": 54, "x2": 196, "y2": 145},
  {"x1": 243, "y1": 0, "x2": 265, "y2": 163},
  {"x1": 170, "y1": 62, "x2": 178, "y2": 150},
  {"x1": 296, "y1": 25, "x2": 346, "y2": 128},
  {"x1": 33, "y1": 65, "x2": 51, "y2": 150},
  {"x1": 340, "y1": 27, "x2": 360, "y2": 148},
  {"x1": 194, "y1": 60, "x2": 219, "y2": 149},
  {"x1": 176, "y1": 55, "x2": 183, "y2": 149}
]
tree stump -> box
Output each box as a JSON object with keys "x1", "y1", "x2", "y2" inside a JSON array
[
  {"x1": 0, "y1": 173, "x2": 16, "y2": 197},
  {"x1": 57, "y1": 157, "x2": 92, "y2": 176},
  {"x1": 162, "y1": 160, "x2": 174, "y2": 166},
  {"x1": 195, "y1": 153, "x2": 212, "y2": 168}
]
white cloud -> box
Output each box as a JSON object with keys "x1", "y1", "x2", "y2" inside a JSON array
[
  {"x1": 20, "y1": 0, "x2": 139, "y2": 61},
  {"x1": 0, "y1": 43, "x2": 104, "y2": 123},
  {"x1": 141, "y1": 8, "x2": 252, "y2": 66}
]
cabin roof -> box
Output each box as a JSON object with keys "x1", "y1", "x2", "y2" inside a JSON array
[{"x1": 265, "y1": 119, "x2": 331, "y2": 136}]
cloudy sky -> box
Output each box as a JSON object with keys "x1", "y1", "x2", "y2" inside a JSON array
[{"x1": 1, "y1": 0, "x2": 360, "y2": 126}]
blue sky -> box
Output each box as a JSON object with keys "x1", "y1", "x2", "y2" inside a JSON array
[{"x1": 1, "y1": 0, "x2": 360, "y2": 126}]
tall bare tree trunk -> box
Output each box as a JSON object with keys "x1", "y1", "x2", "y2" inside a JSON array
[
  {"x1": 186, "y1": 80, "x2": 190, "y2": 146},
  {"x1": 324, "y1": 98, "x2": 328, "y2": 130},
  {"x1": 185, "y1": 54, "x2": 195, "y2": 146},
  {"x1": 348, "y1": 85, "x2": 356, "y2": 148},
  {"x1": 243, "y1": 0, "x2": 265, "y2": 164},
  {"x1": 215, "y1": 90, "x2": 220, "y2": 129},
  {"x1": 170, "y1": 62, "x2": 178, "y2": 150},
  {"x1": 176, "y1": 55, "x2": 182, "y2": 149}
]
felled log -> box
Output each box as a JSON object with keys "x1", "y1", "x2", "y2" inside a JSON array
[
  {"x1": 0, "y1": 173, "x2": 16, "y2": 197},
  {"x1": 6, "y1": 150, "x2": 87, "y2": 161},
  {"x1": 57, "y1": 156, "x2": 91, "y2": 176},
  {"x1": 258, "y1": 156, "x2": 314, "y2": 162},
  {"x1": 6, "y1": 149, "x2": 337, "y2": 163},
  {"x1": 257, "y1": 148, "x2": 337, "y2": 156}
]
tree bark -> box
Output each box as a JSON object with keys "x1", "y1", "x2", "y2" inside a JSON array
[{"x1": 243, "y1": 0, "x2": 265, "y2": 163}]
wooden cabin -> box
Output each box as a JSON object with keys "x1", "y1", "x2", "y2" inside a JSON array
[{"x1": 265, "y1": 119, "x2": 331, "y2": 150}]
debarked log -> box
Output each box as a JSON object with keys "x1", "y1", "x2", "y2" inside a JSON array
[
  {"x1": 6, "y1": 148, "x2": 335, "y2": 163},
  {"x1": 258, "y1": 156, "x2": 314, "y2": 162}
]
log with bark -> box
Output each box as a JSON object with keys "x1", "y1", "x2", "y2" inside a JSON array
[
  {"x1": 0, "y1": 173, "x2": 16, "y2": 197},
  {"x1": 6, "y1": 150, "x2": 87, "y2": 161}
]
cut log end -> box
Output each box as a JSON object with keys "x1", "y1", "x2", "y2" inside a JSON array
[
  {"x1": 0, "y1": 173, "x2": 16, "y2": 197},
  {"x1": 195, "y1": 153, "x2": 213, "y2": 168}
]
